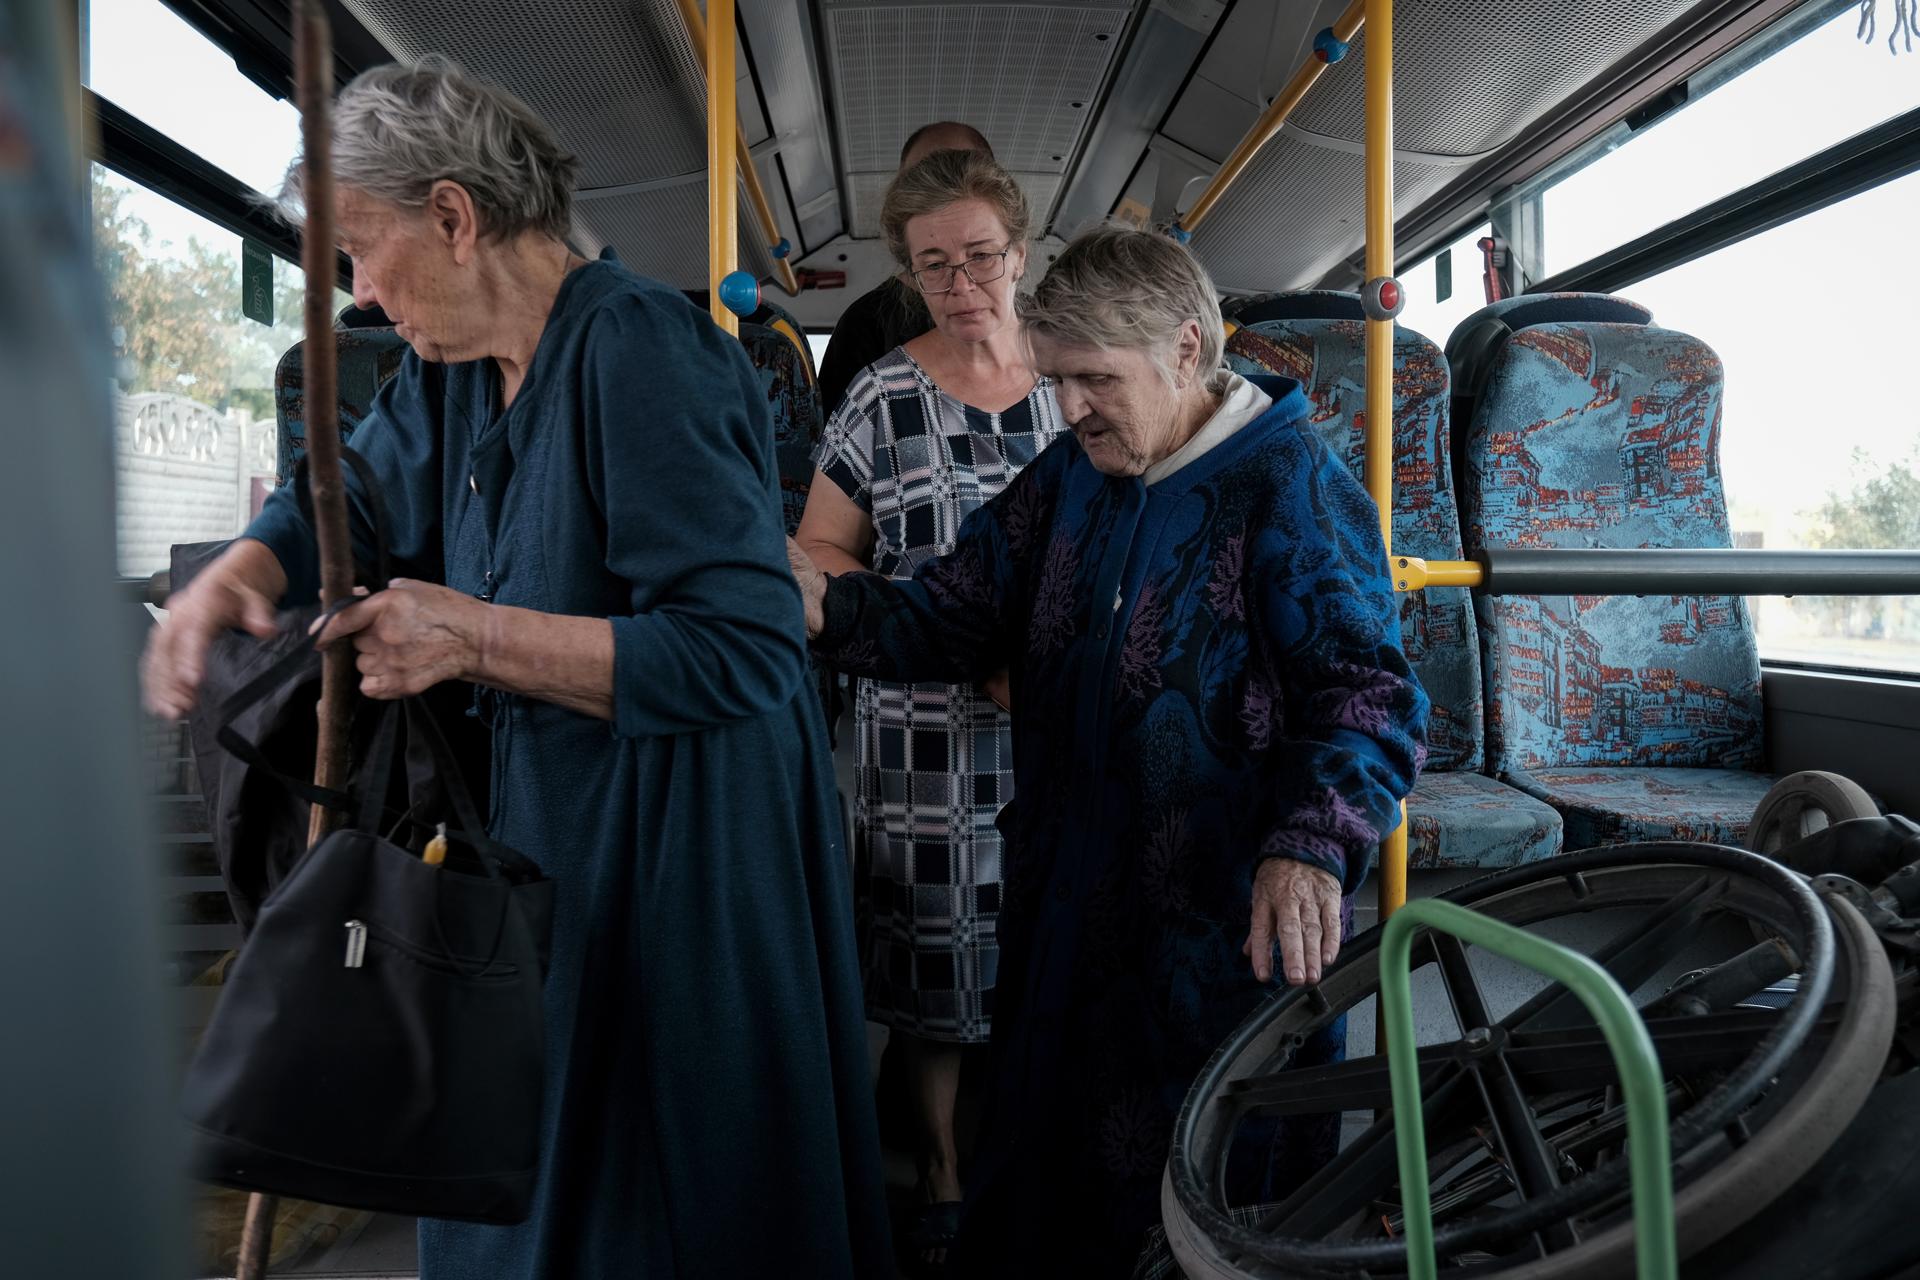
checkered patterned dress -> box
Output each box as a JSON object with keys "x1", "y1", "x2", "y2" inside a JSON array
[{"x1": 814, "y1": 346, "x2": 1065, "y2": 1042}]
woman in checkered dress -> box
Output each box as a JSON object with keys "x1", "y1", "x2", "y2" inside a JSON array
[{"x1": 796, "y1": 148, "x2": 1064, "y2": 1256}]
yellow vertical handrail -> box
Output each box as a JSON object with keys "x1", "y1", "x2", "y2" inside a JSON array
[
  {"x1": 1362, "y1": 0, "x2": 1407, "y2": 920},
  {"x1": 706, "y1": 0, "x2": 739, "y2": 336},
  {"x1": 1173, "y1": 0, "x2": 1365, "y2": 238},
  {"x1": 677, "y1": 0, "x2": 800, "y2": 300}
]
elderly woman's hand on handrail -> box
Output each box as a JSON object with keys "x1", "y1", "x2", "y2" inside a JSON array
[{"x1": 1245, "y1": 857, "x2": 1344, "y2": 986}]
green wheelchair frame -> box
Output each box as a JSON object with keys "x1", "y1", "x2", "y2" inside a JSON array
[{"x1": 1380, "y1": 899, "x2": 1679, "y2": 1280}]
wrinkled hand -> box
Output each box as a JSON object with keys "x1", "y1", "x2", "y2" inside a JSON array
[
  {"x1": 980, "y1": 669, "x2": 1012, "y2": 711},
  {"x1": 786, "y1": 537, "x2": 827, "y2": 637},
  {"x1": 141, "y1": 575, "x2": 279, "y2": 720},
  {"x1": 1245, "y1": 858, "x2": 1343, "y2": 986},
  {"x1": 311, "y1": 579, "x2": 488, "y2": 700}
]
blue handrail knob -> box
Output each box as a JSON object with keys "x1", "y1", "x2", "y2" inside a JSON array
[
  {"x1": 773, "y1": 238, "x2": 793, "y2": 260},
  {"x1": 1313, "y1": 28, "x2": 1350, "y2": 62},
  {"x1": 719, "y1": 270, "x2": 761, "y2": 318}
]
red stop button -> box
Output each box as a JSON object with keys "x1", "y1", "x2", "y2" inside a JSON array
[{"x1": 1379, "y1": 279, "x2": 1402, "y2": 312}]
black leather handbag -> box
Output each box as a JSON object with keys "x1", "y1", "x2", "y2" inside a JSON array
[
  {"x1": 182, "y1": 666, "x2": 553, "y2": 1221},
  {"x1": 178, "y1": 451, "x2": 553, "y2": 1223}
]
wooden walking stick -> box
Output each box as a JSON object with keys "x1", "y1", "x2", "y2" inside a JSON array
[{"x1": 237, "y1": 3, "x2": 347, "y2": 1275}]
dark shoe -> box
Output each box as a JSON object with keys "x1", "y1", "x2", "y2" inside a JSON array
[{"x1": 907, "y1": 1200, "x2": 962, "y2": 1274}]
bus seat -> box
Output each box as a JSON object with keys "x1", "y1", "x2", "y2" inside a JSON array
[
  {"x1": 1225, "y1": 293, "x2": 1563, "y2": 869},
  {"x1": 1446, "y1": 292, "x2": 1653, "y2": 480},
  {"x1": 684, "y1": 290, "x2": 823, "y2": 537},
  {"x1": 1451, "y1": 296, "x2": 1773, "y2": 848},
  {"x1": 272, "y1": 322, "x2": 408, "y2": 483}
]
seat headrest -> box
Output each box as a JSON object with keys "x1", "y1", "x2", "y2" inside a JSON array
[
  {"x1": 335, "y1": 302, "x2": 394, "y2": 330},
  {"x1": 1446, "y1": 292, "x2": 1651, "y2": 351},
  {"x1": 1223, "y1": 290, "x2": 1366, "y2": 325},
  {"x1": 681, "y1": 288, "x2": 816, "y2": 385},
  {"x1": 1444, "y1": 292, "x2": 1654, "y2": 427}
]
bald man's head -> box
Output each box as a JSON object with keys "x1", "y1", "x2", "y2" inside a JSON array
[{"x1": 900, "y1": 122, "x2": 993, "y2": 170}]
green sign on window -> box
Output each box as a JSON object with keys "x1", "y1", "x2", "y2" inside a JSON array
[
  {"x1": 242, "y1": 239, "x2": 274, "y2": 327},
  {"x1": 1435, "y1": 249, "x2": 1452, "y2": 304}
]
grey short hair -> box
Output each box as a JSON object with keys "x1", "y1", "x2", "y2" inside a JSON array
[
  {"x1": 881, "y1": 149, "x2": 1031, "y2": 273},
  {"x1": 1020, "y1": 224, "x2": 1229, "y2": 393},
  {"x1": 278, "y1": 56, "x2": 579, "y2": 242}
]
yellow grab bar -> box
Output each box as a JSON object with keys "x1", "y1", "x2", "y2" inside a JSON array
[
  {"x1": 1391, "y1": 557, "x2": 1487, "y2": 591},
  {"x1": 702, "y1": 0, "x2": 739, "y2": 335},
  {"x1": 1361, "y1": 0, "x2": 1405, "y2": 920},
  {"x1": 680, "y1": 0, "x2": 802, "y2": 319},
  {"x1": 1174, "y1": 0, "x2": 1365, "y2": 237}
]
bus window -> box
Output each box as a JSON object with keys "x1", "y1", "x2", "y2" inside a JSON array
[
  {"x1": 1396, "y1": 222, "x2": 1492, "y2": 346},
  {"x1": 94, "y1": 166, "x2": 350, "y2": 578},
  {"x1": 1535, "y1": 5, "x2": 1920, "y2": 277},
  {"x1": 84, "y1": 0, "x2": 351, "y2": 579},
  {"x1": 84, "y1": 0, "x2": 302, "y2": 194},
  {"x1": 1504, "y1": 3, "x2": 1920, "y2": 676},
  {"x1": 1620, "y1": 166, "x2": 1920, "y2": 676}
]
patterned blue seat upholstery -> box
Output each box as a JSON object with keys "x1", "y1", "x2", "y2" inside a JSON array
[
  {"x1": 1405, "y1": 771, "x2": 1565, "y2": 869},
  {"x1": 272, "y1": 311, "x2": 408, "y2": 481},
  {"x1": 1449, "y1": 293, "x2": 1773, "y2": 848},
  {"x1": 685, "y1": 291, "x2": 822, "y2": 537},
  {"x1": 1226, "y1": 293, "x2": 1563, "y2": 868}
]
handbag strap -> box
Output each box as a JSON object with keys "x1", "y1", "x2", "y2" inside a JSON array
[
  {"x1": 213, "y1": 444, "x2": 395, "y2": 812},
  {"x1": 403, "y1": 697, "x2": 542, "y2": 883},
  {"x1": 213, "y1": 596, "x2": 361, "y2": 813}
]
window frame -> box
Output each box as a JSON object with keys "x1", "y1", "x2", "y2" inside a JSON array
[
  {"x1": 1502, "y1": 14, "x2": 1920, "y2": 681},
  {"x1": 1525, "y1": 103, "x2": 1920, "y2": 296},
  {"x1": 82, "y1": 0, "x2": 389, "y2": 291},
  {"x1": 86, "y1": 90, "x2": 345, "y2": 286}
]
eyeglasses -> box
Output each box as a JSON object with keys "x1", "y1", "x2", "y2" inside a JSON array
[{"x1": 910, "y1": 247, "x2": 1012, "y2": 294}]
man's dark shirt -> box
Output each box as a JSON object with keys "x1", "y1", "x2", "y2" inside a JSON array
[{"x1": 817, "y1": 277, "x2": 932, "y2": 419}]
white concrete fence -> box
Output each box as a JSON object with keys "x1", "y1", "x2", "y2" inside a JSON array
[{"x1": 115, "y1": 391, "x2": 277, "y2": 577}]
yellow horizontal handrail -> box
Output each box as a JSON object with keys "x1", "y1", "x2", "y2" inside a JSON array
[
  {"x1": 1391, "y1": 557, "x2": 1486, "y2": 591},
  {"x1": 674, "y1": 0, "x2": 801, "y2": 299}
]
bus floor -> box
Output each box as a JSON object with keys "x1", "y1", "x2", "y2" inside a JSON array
[{"x1": 240, "y1": 868, "x2": 1752, "y2": 1279}]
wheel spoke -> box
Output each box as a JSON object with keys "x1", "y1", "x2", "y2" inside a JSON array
[
  {"x1": 1429, "y1": 933, "x2": 1572, "y2": 1243},
  {"x1": 1507, "y1": 1008, "x2": 1787, "y2": 1090},
  {"x1": 1225, "y1": 1049, "x2": 1456, "y2": 1115},
  {"x1": 1497, "y1": 1009, "x2": 1784, "y2": 1103},
  {"x1": 1430, "y1": 931, "x2": 1496, "y2": 1029},
  {"x1": 1254, "y1": 1065, "x2": 1476, "y2": 1240},
  {"x1": 1503, "y1": 874, "x2": 1727, "y2": 1032}
]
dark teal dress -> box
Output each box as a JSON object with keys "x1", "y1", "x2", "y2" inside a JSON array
[{"x1": 246, "y1": 260, "x2": 891, "y2": 1279}]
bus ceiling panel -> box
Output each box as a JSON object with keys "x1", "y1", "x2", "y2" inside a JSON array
[
  {"x1": 1386, "y1": 0, "x2": 1804, "y2": 272},
  {"x1": 571, "y1": 179, "x2": 779, "y2": 291},
  {"x1": 1178, "y1": 0, "x2": 1736, "y2": 290},
  {"x1": 337, "y1": 0, "x2": 765, "y2": 287},
  {"x1": 737, "y1": 37, "x2": 773, "y2": 149},
  {"x1": 821, "y1": 0, "x2": 1130, "y2": 234},
  {"x1": 739, "y1": 0, "x2": 843, "y2": 252},
  {"x1": 1186, "y1": 135, "x2": 1459, "y2": 295},
  {"x1": 845, "y1": 168, "x2": 1064, "y2": 239},
  {"x1": 1049, "y1": 0, "x2": 1233, "y2": 237},
  {"x1": 339, "y1": 0, "x2": 709, "y2": 191},
  {"x1": 1284, "y1": 1, "x2": 1706, "y2": 160}
]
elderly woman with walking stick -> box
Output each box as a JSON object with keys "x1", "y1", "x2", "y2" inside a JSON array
[{"x1": 142, "y1": 57, "x2": 890, "y2": 1280}]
